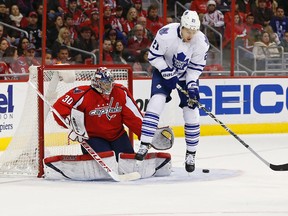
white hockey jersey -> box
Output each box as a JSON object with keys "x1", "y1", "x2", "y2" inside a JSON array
[{"x1": 148, "y1": 23, "x2": 210, "y2": 82}]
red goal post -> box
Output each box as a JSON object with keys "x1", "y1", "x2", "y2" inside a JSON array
[{"x1": 0, "y1": 64, "x2": 133, "y2": 177}]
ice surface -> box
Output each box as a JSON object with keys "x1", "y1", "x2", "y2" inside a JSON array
[{"x1": 1, "y1": 134, "x2": 288, "y2": 216}]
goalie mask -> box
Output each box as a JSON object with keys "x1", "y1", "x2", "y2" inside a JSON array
[{"x1": 91, "y1": 67, "x2": 114, "y2": 97}]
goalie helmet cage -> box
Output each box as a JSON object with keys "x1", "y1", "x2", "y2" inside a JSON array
[{"x1": 0, "y1": 64, "x2": 133, "y2": 177}]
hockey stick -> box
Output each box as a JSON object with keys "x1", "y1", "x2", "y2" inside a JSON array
[
  {"x1": 176, "y1": 83, "x2": 288, "y2": 171},
  {"x1": 29, "y1": 81, "x2": 141, "y2": 181}
]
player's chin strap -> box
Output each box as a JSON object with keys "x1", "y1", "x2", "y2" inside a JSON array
[
  {"x1": 176, "y1": 83, "x2": 288, "y2": 171},
  {"x1": 29, "y1": 81, "x2": 141, "y2": 181}
]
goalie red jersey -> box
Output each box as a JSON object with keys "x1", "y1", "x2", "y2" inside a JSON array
[{"x1": 53, "y1": 83, "x2": 143, "y2": 141}]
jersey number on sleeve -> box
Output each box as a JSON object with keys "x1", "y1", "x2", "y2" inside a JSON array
[
  {"x1": 152, "y1": 40, "x2": 159, "y2": 50},
  {"x1": 62, "y1": 95, "x2": 73, "y2": 105}
]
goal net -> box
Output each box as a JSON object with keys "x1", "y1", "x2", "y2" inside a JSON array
[{"x1": 0, "y1": 65, "x2": 133, "y2": 177}]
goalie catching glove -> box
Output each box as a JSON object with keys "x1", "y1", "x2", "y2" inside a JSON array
[
  {"x1": 66, "y1": 108, "x2": 89, "y2": 143},
  {"x1": 151, "y1": 126, "x2": 174, "y2": 150},
  {"x1": 187, "y1": 80, "x2": 199, "y2": 109}
]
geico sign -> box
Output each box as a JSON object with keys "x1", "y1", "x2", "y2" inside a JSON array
[
  {"x1": 200, "y1": 84, "x2": 288, "y2": 115},
  {"x1": 0, "y1": 85, "x2": 14, "y2": 114}
]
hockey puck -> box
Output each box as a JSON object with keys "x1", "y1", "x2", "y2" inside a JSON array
[{"x1": 202, "y1": 169, "x2": 210, "y2": 173}]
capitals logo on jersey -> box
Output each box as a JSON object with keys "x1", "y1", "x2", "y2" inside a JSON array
[
  {"x1": 173, "y1": 52, "x2": 189, "y2": 71},
  {"x1": 89, "y1": 97, "x2": 122, "y2": 120}
]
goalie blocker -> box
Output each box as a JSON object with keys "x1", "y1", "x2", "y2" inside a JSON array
[{"x1": 44, "y1": 151, "x2": 171, "y2": 180}]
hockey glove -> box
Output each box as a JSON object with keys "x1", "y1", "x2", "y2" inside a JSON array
[
  {"x1": 66, "y1": 109, "x2": 89, "y2": 143},
  {"x1": 160, "y1": 67, "x2": 178, "y2": 90},
  {"x1": 187, "y1": 81, "x2": 199, "y2": 109}
]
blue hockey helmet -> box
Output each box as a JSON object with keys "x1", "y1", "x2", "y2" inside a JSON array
[{"x1": 91, "y1": 67, "x2": 114, "y2": 96}]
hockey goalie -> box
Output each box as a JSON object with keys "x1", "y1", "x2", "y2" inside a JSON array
[{"x1": 44, "y1": 67, "x2": 173, "y2": 180}]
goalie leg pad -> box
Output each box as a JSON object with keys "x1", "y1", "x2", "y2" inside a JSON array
[
  {"x1": 118, "y1": 152, "x2": 172, "y2": 178},
  {"x1": 43, "y1": 151, "x2": 118, "y2": 181},
  {"x1": 151, "y1": 126, "x2": 174, "y2": 150}
]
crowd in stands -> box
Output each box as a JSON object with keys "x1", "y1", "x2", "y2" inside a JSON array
[
  {"x1": 189, "y1": 0, "x2": 288, "y2": 72},
  {"x1": 0, "y1": 0, "x2": 288, "y2": 80},
  {"x1": 0, "y1": 0, "x2": 165, "y2": 80}
]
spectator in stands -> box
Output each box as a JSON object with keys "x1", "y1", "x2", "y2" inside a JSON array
[
  {"x1": 132, "y1": 48, "x2": 152, "y2": 77},
  {"x1": 224, "y1": 2, "x2": 246, "y2": 24},
  {"x1": 270, "y1": 6, "x2": 288, "y2": 41},
  {"x1": 236, "y1": 0, "x2": 256, "y2": 14},
  {"x1": 122, "y1": 7, "x2": 138, "y2": 36},
  {"x1": 252, "y1": 0, "x2": 273, "y2": 27},
  {"x1": 13, "y1": 43, "x2": 40, "y2": 80},
  {"x1": 252, "y1": 31, "x2": 279, "y2": 70},
  {"x1": 73, "y1": 26, "x2": 98, "y2": 63},
  {"x1": 189, "y1": 0, "x2": 209, "y2": 21},
  {"x1": 96, "y1": 38, "x2": 114, "y2": 64},
  {"x1": 134, "y1": 16, "x2": 154, "y2": 42},
  {"x1": 9, "y1": 4, "x2": 26, "y2": 28},
  {"x1": 277, "y1": 0, "x2": 288, "y2": 16},
  {"x1": 78, "y1": 0, "x2": 98, "y2": 16},
  {"x1": 0, "y1": 37, "x2": 10, "y2": 59},
  {"x1": 24, "y1": 11, "x2": 42, "y2": 50},
  {"x1": 166, "y1": 16, "x2": 174, "y2": 24},
  {"x1": 117, "y1": 0, "x2": 133, "y2": 18},
  {"x1": 65, "y1": 0, "x2": 87, "y2": 29},
  {"x1": 133, "y1": 0, "x2": 147, "y2": 18},
  {"x1": 17, "y1": 36, "x2": 30, "y2": 56},
  {"x1": 243, "y1": 13, "x2": 263, "y2": 50},
  {"x1": 16, "y1": 0, "x2": 34, "y2": 17},
  {"x1": 280, "y1": 31, "x2": 288, "y2": 52},
  {"x1": 223, "y1": 13, "x2": 246, "y2": 48},
  {"x1": 127, "y1": 24, "x2": 151, "y2": 58},
  {"x1": 0, "y1": 1, "x2": 16, "y2": 39},
  {"x1": 63, "y1": 13, "x2": 78, "y2": 43},
  {"x1": 47, "y1": 0, "x2": 65, "y2": 21},
  {"x1": 112, "y1": 5, "x2": 125, "y2": 33},
  {"x1": 0, "y1": 61, "x2": 9, "y2": 80},
  {"x1": 47, "y1": 15, "x2": 64, "y2": 48},
  {"x1": 202, "y1": 0, "x2": 224, "y2": 47},
  {"x1": 51, "y1": 26, "x2": 72, "y2": 58},
  {"x1": 215, "y1": 0, "x2": 230, "y2": 13},
  {"x1": 34, "y1": 2, "x2": 44, "y2": 29},
  {"x1": 2, "y1": 46, "x2": 18, "y2": 77},
  {"x1": 103, "y1": 4, "x2": 116, "y2": 28},
  {"x1": 265, "y1": 25, "x2": 280, "y2": 45},
  {"x1": 104, "y1": 24, "x2": 127, "y2": 47},
  {"x1": 146, "y1": 4, "x2": 164, "y2": 36},
  {"x1": 53, "y1": 45, "x2": 74, "y2": 64},
  {"x1": 112, "y1": 40, "x2": 134, "y2": 64},
  {"x1": 45, "y1": 49, "x2": 53, "y2": 65},
  {"x1": 105, "y1": 28, "x2": 118, "y2": 49}
]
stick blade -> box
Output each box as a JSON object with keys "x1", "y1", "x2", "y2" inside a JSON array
[
  {"x1": 110, "y1": 171, "x2": 141, "y2": 182},
  {"x1": 270, "y1": 163, "x2": 288, "y2": 171}
]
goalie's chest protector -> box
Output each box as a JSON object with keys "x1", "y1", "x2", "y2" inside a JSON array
[{"x1": 73, "y1": 86, "x2": 130, "y2": 141}]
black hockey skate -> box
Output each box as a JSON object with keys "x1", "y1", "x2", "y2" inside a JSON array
[
  {"x1": 185, "y1": 150, "x2": 196, "y2": 173},
  {"x1": 135, "y1": 142, "x2": 150, "y2": 161}
]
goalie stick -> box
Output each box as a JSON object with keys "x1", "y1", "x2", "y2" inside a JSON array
[
  {"x1": 176, "y1": 83, "x2": 288, "y2": 171},
  {"x1": 29, "y1": 81, "x2": 141, "y2": 181}
]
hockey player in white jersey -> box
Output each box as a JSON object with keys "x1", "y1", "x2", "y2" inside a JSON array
[{"x1": 135, "y1": 10, "x2": 210, "y2": 173}]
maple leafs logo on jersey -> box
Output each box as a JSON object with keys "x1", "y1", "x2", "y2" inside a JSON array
[
  {"x1": 173, "y1": 52, "x2": 189, "y2": 70},
  {"x1": 159, "y1": 28, "x2": 169, "y2": 35}
]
